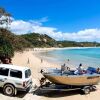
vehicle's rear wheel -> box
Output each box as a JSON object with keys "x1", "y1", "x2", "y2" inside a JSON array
[{"x1": 3, "y1": 84, "x2": 15, "y2": 96}]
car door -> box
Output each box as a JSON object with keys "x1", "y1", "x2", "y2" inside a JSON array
[
  {"x1": 24, "y1": 69, "x2": 32, "y2": 87},
  {"x1": 9, "y1": 69, "x2": 23, "y2": 88},
  {"x1": 0, "y1": 67, "x2": 9, "y2": 87}
]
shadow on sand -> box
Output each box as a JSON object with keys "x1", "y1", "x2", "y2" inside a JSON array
[
  {"x1": 15, "y1": 91, "x2": 27, "y2": 98},
  {"x1": 33, "y1": 88, "x2": 83, "y2": 98}
]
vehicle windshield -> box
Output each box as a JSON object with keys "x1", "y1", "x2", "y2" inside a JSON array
[{"x1": 25, "y1": 69, "x2": 31, "y2": 78}]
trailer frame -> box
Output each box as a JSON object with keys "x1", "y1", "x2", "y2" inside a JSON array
[{"x1": 32, "y1": 82, "x2": 97, "y2": 95}]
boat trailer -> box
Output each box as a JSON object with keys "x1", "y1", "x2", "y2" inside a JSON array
[{"x1": 31, "y1": 82, "x2": 97, "y2": 95}]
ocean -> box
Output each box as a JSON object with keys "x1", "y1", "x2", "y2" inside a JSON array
[{"x1": 39, "y1": 47, "x2": 100, "y2": 68}]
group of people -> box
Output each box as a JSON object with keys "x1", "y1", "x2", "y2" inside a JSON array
[
  {"x1": 61, "y1": 63, "x2": 84, "y2": 75},
  {"x1": 61, "y1": 62, "x2": 100, "y2": 75}
]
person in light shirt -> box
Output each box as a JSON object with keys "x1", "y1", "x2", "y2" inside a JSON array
[{"x1": 74, "y1": 63, "x2": 84, "y2": 75}]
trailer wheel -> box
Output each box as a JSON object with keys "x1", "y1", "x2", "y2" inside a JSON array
[
  {"x1": 83, "y1": 87, "x2": 90, "y2": 94},
  {"x1": 90, "y1": 86, "x2": 96, "y2": 91}
]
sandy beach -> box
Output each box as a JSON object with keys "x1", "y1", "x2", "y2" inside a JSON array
[{"x1": 0, "y1": 48, "x2": 100, "y2": 100}]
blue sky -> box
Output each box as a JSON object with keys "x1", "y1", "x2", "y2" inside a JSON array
[{"x1": 1, "y1": 0, "x2": 100, "y2": 42}]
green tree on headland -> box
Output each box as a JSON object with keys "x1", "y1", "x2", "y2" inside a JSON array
[
  {"x1": 21, "y1": 33, "x2": 57, "y2": 47},
  {"x1": 0, "y1": 27, "x2": 32, "y2": 63},
  {"x1": 0, "y1": 34, "x2": 14, "y2": 64},
  {"x1": 0, "y1": 8, "x2": 13, "y2": 64}
]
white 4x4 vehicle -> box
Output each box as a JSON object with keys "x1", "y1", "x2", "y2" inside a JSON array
[{"x1": 0, "y1": 64, "x2": 32, "y2": 96}]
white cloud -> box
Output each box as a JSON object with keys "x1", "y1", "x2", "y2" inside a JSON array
[
  {"x1": 9, "y1": 18, "x2": 100, "y2": 42},
  {"x1": 62, "y1": 29, "x2": 100, "y2": 42},
  {"x1": 29, "y1": 17, "x2": 48, "y2": 26},
  {"x1": 10, "y1": 20, "x2": 33, "y2": 34}
]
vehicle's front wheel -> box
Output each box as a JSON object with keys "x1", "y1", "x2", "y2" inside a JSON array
[{"x1": 3, "y1": 84, "x2": 15, "y2": 96}]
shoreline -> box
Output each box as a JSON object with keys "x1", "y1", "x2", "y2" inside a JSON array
[
  {"x1": 12, "y1": 47, "x2": 100, "y2": 72},
  {"x1": 33, "y1": 47, "x2": 100, "y2": 51},
  {"x1": 34, "y1": 47, "x2": 100, "y2": 68},
  {"x1": 28, "y1": 47, "x2": 100, "y2": 54}
]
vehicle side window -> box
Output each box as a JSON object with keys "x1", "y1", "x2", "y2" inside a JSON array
[
  {"x1": 0, "y1": 67, "x2": 9, "y2": 76},
  {"x1": 10, "y1": 69, "x2": 22, "y2": 79},
  {"x1": 25, "y1": 69, "x2": 31, "y2": 78}
]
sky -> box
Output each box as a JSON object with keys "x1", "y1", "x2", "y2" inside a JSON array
[{"x1": 0, "y1": 0, "x2": 100, "y2": 42}]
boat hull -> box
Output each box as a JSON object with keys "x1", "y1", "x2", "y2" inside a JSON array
[{"x1": 43, "y1": 73, "x2": 100, "y2": 86}]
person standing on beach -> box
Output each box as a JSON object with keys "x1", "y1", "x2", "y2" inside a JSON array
[
  {"x1": 67, "y1": 59, "x2": 70, "y2": 63},
  {"x1": 41, "y1": 59, "x2": 43, "y2": 63},
  {"x1": 27, "y1": 58, "x2": 30, "y2": 64},
  {"x1": 68, "y1": 59, "x2": 69, "y2": 62}
]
